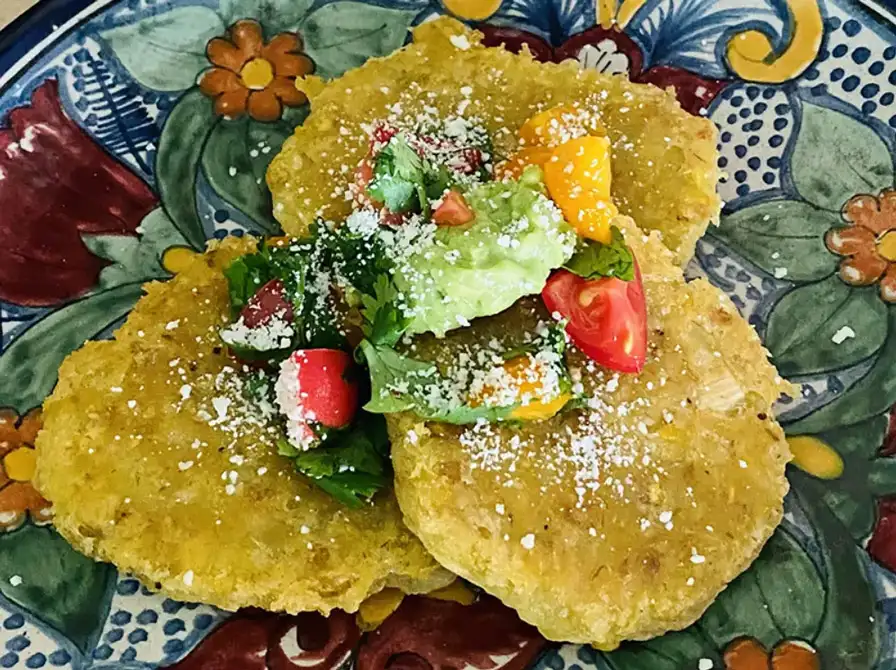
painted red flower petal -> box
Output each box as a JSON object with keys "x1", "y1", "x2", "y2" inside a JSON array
[
  {"x1": 477, "y1": 25, "x2": 554, "y2": 63},
  {"x1": 357, "y1": 595, "x2": 546, "y2": 670},
  {"x1": 554, "y1": 26, "x2": 644, "y2": 76},
  {"x1": 268, "y1": 610, "x2": 361, "y2": 670},
  {"x1": 168, "y1": 609, "x2": 361, "y2": 670},
  {"x1": 0, "y1": 79, "x2": 157, "y2": 306},
  {"x1": 636, "y1": 65, "x2": 727, "y2": 116},
  {"x1": 869, "y1": 498, "x2": 896, "y2": 572}
]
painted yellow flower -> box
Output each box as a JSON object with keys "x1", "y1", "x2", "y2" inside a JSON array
[{"x1": 0, "y1": 409, "x2": 52, "y2": 531}]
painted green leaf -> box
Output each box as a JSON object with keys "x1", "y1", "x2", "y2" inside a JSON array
[
  {"x1": 699, "y1": 528, "x2": 824, "y2": 648},
  {"x1": 201, "y1": 113, "x2": 306, "y2": 235},
  {"x1": 791, "y1": 475, "x2": 879, "y2": 667},
  {"x1": 82, "y1": 208, "x2": 187, "y2": 289},
  {"x1": 602, "y1": 480, "x2": 879, "y2": 668},
  {"x1": 790, "y1": 100, "x2": 894, "y2": 211},
  {"x1": 711, "y1": 200, "x2": 839, "y2": 283},
  {"x1": 764, "y1": 276, "x2": 888, "y2": 377},
  {"x1": 602, "y1": 628, "x2": 721, "y2": 669},
  {"x1": 786, "y1": 309, "x2": 896, "y2": 435},
  {"x1": 0, "y1": 525, "x2": 115, "y2": 653},
  {"x1": 0, "y1": 283, "x2": 144, "y2": 414},
  {"x1": 101, "y1": 7, "x2": 224, "y2": 91},
  {"x1": 787, "y1": 417, "x2": 887, "y2": 541},
  {"x1": 219, "y1": 0, "x2": 314, "y2": 33},
  {"x1": 156, "y1": 90, "x2": 219, "y2": 250},
  {"x1": 601, "y1": 528, "x2": 821, "y2": 667},
  {"x1": 300, "y1": 2, "x2": 418, "y2": 79}
]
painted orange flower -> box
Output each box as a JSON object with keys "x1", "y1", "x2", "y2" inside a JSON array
[
  {"x1": 826, "y1": 189, "x2": 896, "y2": 302},
  {"x1": 723, "y1": 637, "x2": 820, "y2": 670},
  {"x1": 0, "y1": 409, "x2": 51, "y2": 531},
  {"x1": 199, "y1": 20, "x2": 313, "y2": 122}
]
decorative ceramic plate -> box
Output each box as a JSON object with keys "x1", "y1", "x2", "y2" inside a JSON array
[{"x1": 2, "y1": 0, "x2": 896, "y2": 667}]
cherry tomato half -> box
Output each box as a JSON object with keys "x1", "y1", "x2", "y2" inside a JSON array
[
  {"x1": 432, "y1": 190, "x2": 474, "y2": 226},
  {"x1": 541, "y1": 265, "x2": 647, "y2": 373},
  {"x1": 278, "y1": 349, "x2": 360, "y2": 431}
]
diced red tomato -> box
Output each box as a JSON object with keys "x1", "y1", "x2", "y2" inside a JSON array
[
  {"x1": 541, "y1": 264, "x2": 647, "y2": 374},
  {"x1": 371, "y1": 124, "x2": 398, "y2": 148},
  {"x1": 432, "y1": 190, "x2": 474, "y2": 226},
  {"x1": 278, "y1": 349, "x2": 359, "y2": 430},
  {"x1": 355, "y1": 158, "x2": 375, "y2": 192},
  {"x1": 460, "y1": 147, "x2": 484, "y2": 174},
  {"x1": 242, "y1": 278, "x2": 294, "y2": 328}
]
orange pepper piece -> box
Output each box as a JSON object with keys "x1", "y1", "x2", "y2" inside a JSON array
[
  {"x1": 494, "y1": 146, "x2": 554, "y2": 180},
  {"x1": 519, "y1": 105, "x2": 582, "y2": 147},
  {"x1": 543, "y1": 136, "x2": 617, "y2": 243}
]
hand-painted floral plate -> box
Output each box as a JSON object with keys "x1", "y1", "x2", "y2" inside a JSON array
[{"x1": 1, "y1": 0, "x2": 896, "y2": 667}]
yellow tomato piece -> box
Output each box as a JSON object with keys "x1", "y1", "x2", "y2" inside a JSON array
[
  {"x1": 570, "y1": 200, "x2": 619, "y2": 244},
  {"x1": 519, "y1": 105, "x2": 581, "y2": 147},
  {"x1": 543, "y1": 136, "x2": 616, "y2": 243},
  {"x1": 511, "y1": 392, "x2": 572, "y2": 421},
  {"x1": 356, "y1": 588, "x2": 405, "y2": 631},
  {"x1": 495, "y1": 146, "x2": 554, "y2": 181},
  {"x1": 426, "y1": 579, "x2": 477, "y2": 605},
  {"x1": 472, "y1": 356, "x2": 569, "y2": 421}
]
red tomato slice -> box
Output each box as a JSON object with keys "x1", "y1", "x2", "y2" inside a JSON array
[
  {"x1": 279, "y1": 349, "x2": 359, "y2": 429},
  {"x1": 541, "y1": 265, "x2": 647, "y2": 373},
  {"x1": 242, "y1": 278, "x2": 294, "y2": 328},
  {"x1": 432, "y1": 190, "x2": 474, "y2": 226}
]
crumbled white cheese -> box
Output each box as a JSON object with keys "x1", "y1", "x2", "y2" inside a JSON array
[{"x1": 449, "y1": 34, "x2": 471, "y2": 50}]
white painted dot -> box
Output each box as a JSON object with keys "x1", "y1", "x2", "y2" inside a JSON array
[{"x1": 832, "y1": 325, "x2": 856, "y2": 344}]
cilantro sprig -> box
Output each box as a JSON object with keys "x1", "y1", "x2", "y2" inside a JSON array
[
  {"x1": 354, "y1": 291, "x2": 572, "y2": 424},
  {"x1": 563, "y1": 226, "x2": 634, "y2": 281},
  {"x1": 277, "y1": 412, "x2": 391, "y2": 508},
  {"x1": 360, "y1": 275, "x2": 410, "y2": 348},
  {"x1": 366, "y1": 134, "x2": 470, "y2": 217}
]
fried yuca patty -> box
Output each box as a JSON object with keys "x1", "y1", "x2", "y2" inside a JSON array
[
  {"x1": 388, "y1": 216, "x2": 791, "y2": 649},
  {"x1": 267, "y1": 18, "x2": 720, "y2": 265},
  {"x1": 35, "y1": 237, "x2": 452, "y2": 613}
]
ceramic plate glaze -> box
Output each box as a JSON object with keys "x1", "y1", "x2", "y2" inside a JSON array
[{"x1": 1, "y1": 0, "x2": 896, "y2": 667}]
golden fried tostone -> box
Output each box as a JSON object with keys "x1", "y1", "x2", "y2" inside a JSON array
[
  {"x1": 389, "y1": 217, "x2": 791, "y2": 649},
  {"x1": 267, "y1": 18, "x2": 721, "y2": 265},
  {"x1": 35, "y1": 238, "x2": 452, "y2": 613}
]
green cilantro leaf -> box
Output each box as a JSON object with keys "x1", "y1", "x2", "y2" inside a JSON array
[
  {"x1": 312, "y1": 472, "x2": 386, "y2": 508},
  {"x1": 424, "y1": 164, "x2": 454, "y2": 201},
  {"x1": 563, "y1": 226, "x2": 634, "y2": 281},
  {"x1": 314, "y1": 221, "x2": 393, "y2": 297},
  {"x1": 368, "y1": 135, "x2": 425, "y2": 213},
  {"x1": 358, "y1": 340, "x2": 516, "y2": 424},
  {"x1": 360, "y1": 275, "x2": 410, "y2": 348},
  {"x1": 291, "y1": 412, "x2": 391, "y2": 508},
  {"x1": 368, "y1": 175, "x2": 418, "y2": 213},
  {"x1": 222, "y1": 252, "x2": 274, "y2": 316}
]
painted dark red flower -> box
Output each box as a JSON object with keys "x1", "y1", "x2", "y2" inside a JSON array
[
  {"x1": 357, "y1": 595, "x2": 546, "y2": 670},
  {"x1": 168, "y1": 608, "x2": 361, "y2": 670},
  {"x1": 0, "y1": 79, "x2": 157, "y2": 307},
  {"x1": 479, "y1": 25, "x2": 727, "y2": 116},
  {"x1": 868, "y1": 408, "x2": 896, "y2": 571}
]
